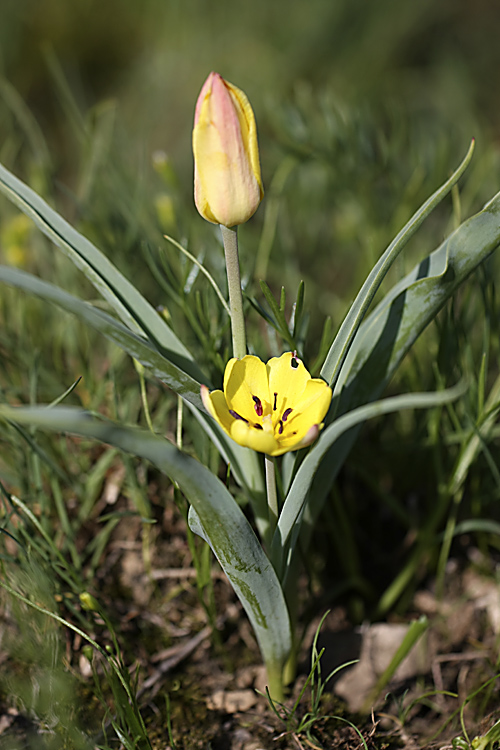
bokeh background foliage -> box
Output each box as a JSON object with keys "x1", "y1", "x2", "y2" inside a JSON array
[{"x1": 1, "y1": 0, "x2": 500, "y2": 746}]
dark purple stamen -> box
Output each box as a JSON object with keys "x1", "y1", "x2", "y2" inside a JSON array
[
  {"x1": 229, "y1": 410, "x2": 248, "y2": 423},
  {"x1": 278, "y1": 420, "x2": 284, "y2": 435},
  {"x1": 291, "y1": 357, "x2": 299, "y2": 369},
  {"x1": 282, "y1": 408, "x2": 292, "y2": 422},
  {"x1": 273, "y1": 393, "x2": 278, "y2": 411},
  {"x1": 253, "y1": 424, "x2": 263, "y2": 430},
  {"x1": 252, "y1": 395, "x2": 263, "y2": 417}
]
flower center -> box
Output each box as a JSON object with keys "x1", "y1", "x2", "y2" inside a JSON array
[{"x1": 246, "y1": 392, "x2": 296, "y2": 440}]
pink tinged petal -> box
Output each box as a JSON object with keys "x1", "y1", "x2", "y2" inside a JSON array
[
  {"x1": 192, "y1": 72, "x2": 263, "y2": 227},
  {"x1": 274, "y1": 424, "x2": 321, "y2": 456},
  {"x1": 291, "y1": 424, "x2": 321, "y2": 450},
  {"x1": 194, "y1": 71, "x2": 216, "y2": 126},
  {"x1": 201, "y1": 385, "x2": 233, "y2": 433}
]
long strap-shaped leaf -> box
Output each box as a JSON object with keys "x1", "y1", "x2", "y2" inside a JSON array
[
  {"x1": 295, "y1": 189, "x2": 500, "y2": 562},
  {"x1": 271, "y1": 383, "x2": 466, "y2": 579},
  {"x1": 0, "y1": 162, "x2": 206, "y2": 384},
  {"x1": 185, "y1": 403, "x2": 268, "y2": 532},
  {"x1": 0, "y1": 405, "x2": 291, "y2": 678},
  {"x1": 320, "y1": 140, "x2": 475, "y2": 391},
  {"x1": 0, "y1": 264, "x2": 265, "y2": 497},
  {"x1": 337, "y1": 189, "x2": 500, "y2": 412},
  {"x1": 0, "y1": 265, "x2": 204, "y2": 408}
]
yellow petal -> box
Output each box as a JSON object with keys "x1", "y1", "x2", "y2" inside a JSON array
[
  {"x1": 279, "y1": 424, "x2": 321, "y2": 454},
  {"x1": 222, "y1": 357, "x2": 239, "y2": 392},
  {"x1": 267, "y1": 352, "x2": 311, "y2": 418},
  {"x1": 224, "y1": 355, "x2": 271, "y2": 422},
  {"x1": 225, "y1": 82, "x2": 264, "y2": 203},
  {"x1": 291, "y1": 379, "x2": 332, "y2": 424},
  {"x1": 201, "y1": 386, "x2": 234, "y2": 434},
  {"x1": 278, "y1": 381, "x2": 331, "y2": 445},
  {"x1": 230, "y1": 419, "x2": 279, "y2": 454},
  {"x1": 202, "y1": 353, "x2": 332, "y2": 457}
]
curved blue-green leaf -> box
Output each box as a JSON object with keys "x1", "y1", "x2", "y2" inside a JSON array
[
  {"x1": 295, "y1": 189, "x2": 500, "y2": 557},
  {"x1": 337, "y1": 189, "x2": 500, "y2": 410},
  {"x1": 442, "y1": 519, "x2": 500, "y2": 538},
  {"x1": 272, "y1": 383, "x2": 466, "y2": 580},
  {"x1": 185, "y1": 403, "x2": 267, "y2": 529},
  {"x1": 0, "y1": 264, "x2": 265, "y2": 497},
  {"x1": 0, "y1": 161, "x2": 205, "y2": 384},
  {"x1": 0, "y1": 404, "x2": 291, "y2": 677},
  {"x1": 320, "y1": 140, "x2": 475, "y2": 390},
  {"x1": 0, "y1": 265, "x2": 204, "y2": 408}
]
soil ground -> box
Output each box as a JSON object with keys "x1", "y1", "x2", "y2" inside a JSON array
[{"x1": 1, "y1": 477, "x2": 500, "y2": 750}]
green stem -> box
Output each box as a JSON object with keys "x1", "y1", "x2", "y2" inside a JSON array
[
  {"x1": 220, "y1": 224, "x2": 246, "y2": 359},
  {"x1": 265, "y1": 455, "x2": 278, "y2": 540},
  {"x1": 135, "y1": 359, "x2": 155, "y2": 433},
  {"x1": 265, "y1": 658, "x2": 285, "y2": 703}
]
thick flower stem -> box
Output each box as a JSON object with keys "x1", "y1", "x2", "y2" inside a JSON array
[
  {"x1": 265, "y1": 455, "x2": 279, "y2": 539},
  {"x1": 220, "y1": 224, "x2": 247, "y2": 360}
]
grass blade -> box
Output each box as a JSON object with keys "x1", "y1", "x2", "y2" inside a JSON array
[
  {"x1": 0, "y1": 265, "x2": 204, "y2": 408},
  {"x1": 0, "y1": 404, "x2": 292, "y2": 678},
  {"x1": 320, "y1": 140, "x2": 475, "y2": 390},
  {"x1": 0, "y1": 161, "x2": 206, "y2": 382},
  {"x1": 272, "y1": 383, "x2": 466, "y2": 579},
  {"x1": 297, "y1": 189, "x2": 500, "y2": 560}
]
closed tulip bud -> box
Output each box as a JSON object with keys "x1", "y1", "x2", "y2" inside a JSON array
[{"x1": 193, "y1": 72, "x2": 264, "y2": 227}]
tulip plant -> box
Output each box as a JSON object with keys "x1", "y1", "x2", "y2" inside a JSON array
[{"x1": 1, "y1": 71, "x2": 500, "y2": 701}]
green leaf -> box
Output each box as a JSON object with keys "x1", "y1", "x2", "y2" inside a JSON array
[
  {"x1": 0, "y1": 265, "x2": 265, "y2": 500},
  {"x1": 258, "y1": 281, "x2": 298, "y2": 351},
  {"x1": 0, "y1": 265, "x2": 205, "y2": 409},
  {"x1": 0, "y1": 161, "x2": 206, "y2": 383},
  {"x1": 337, "y1": 189, "x2": 500, "y2": 412},
  {"x1": 362, "y1": 616, "x2": 429, "y2": 712},
  {"x1": 185, "y1": 403, "x2": 267, "y2": 527},
  {"x1": 0, "y1": 404, "x2": 291, "y2": 676},
  {"x1": 0, "y1": 163, "x2": 267, "y2": 495},
  {"x1": 272, "y1": 383, "x2": 467, "y2": 580},
  {"x1": 320, "y1": 140, "x2": 475, "y2": 391},
  {"x1": 260, "y1": 280, "x2": 284, "y2": 327},
  {"x1": 296, "y1": 188, "x2": 500, "y2": 559},
  {"x1": 292, "y1": 280, "x2": 305, "y2": 339},
  {"x1": 279, "y1": 285, "x2": 286, "y2": 314}
]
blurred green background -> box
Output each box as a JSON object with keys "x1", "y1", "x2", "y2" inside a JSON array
[
  {"x1": 2, "y1": 0, "x2": 499, "y2": 313},
  {"x1": 1, "y1": 0, "x2": 500, "y2": 564},
  {"x1": 2, "y1": 0, "x2": 500, "y2": 569},
  {"x1": 1, "y1": 2, "x2": 500, "y2": 743}
]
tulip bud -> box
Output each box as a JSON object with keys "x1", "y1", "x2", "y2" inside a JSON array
[{"x1": 193, "y1": 72, "x2": 264, "y2": 227}]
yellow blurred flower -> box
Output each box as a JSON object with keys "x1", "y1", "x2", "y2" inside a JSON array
[
  {"x1": 201, "y1": 353, "x2": 332, "y2": 456},
  {"x1": 192, "y1": 72, "x2": 263, "y2": 227},
  {"x1": 1, "y1": 213, "x2": 32, "y2": 267}
]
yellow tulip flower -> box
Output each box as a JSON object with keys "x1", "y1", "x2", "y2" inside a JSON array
[
  {"x1": 193, "y1": 72, "x2": 264, "y2": 227},
  {"x1": 201, "y1": 353, "x2": 332, "y2": 456}
]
